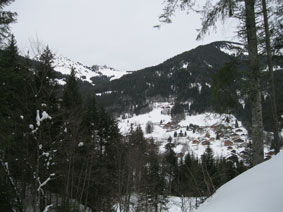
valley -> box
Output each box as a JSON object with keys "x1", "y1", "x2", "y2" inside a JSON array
[
  {"x1": 51, "y1": 41, "x2": 283, "y2": 162},
  {"x1": 2, "y1": 0, "x2": 283, "y2": 211}
]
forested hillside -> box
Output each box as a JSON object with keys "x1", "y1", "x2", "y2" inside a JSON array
[{"x1": 95, "y1": 41, "x2": 283, "y2": 133}]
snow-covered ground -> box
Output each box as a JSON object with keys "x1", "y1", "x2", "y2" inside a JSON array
[
  {"x1": 118, "y1": 102, "x2": 271, "y2": 159},
  {"x1": 261, "y1": 65, "x2": 283, "y2": 73},
  {"x1": 166, "y1": 196, "x2": 200, "y2": 212},
  {"x1": 196, "y1": 151, "x2": 283, "y2": 212}
]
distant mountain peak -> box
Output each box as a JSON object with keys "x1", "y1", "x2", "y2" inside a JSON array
[{"x1": 53, "y1": 56, "x2": 129, "y2": 85}]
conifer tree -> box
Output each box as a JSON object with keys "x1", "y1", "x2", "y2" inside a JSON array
[
  {"x1": 145, "y1": 139, "x2": 168, "y2": 212},
  {"x1": 164, "y1": 136, "x2": 177, "y2": 195},
  {"x1": 60, "y1": 67, "x2": 83, "y2": 209},
  {"x1": 25, "y1": 46, "x2": 61, "y2": 211},
  {"x1": 201, "y1": 145, "x2": 216, "y2": 196},
  {"x1": 183, "y1": 152, "x2": 202, "y2": 197},
  {"x1": 212, "y1": 61, "x2": 239, "y2": 114},
  {"x1": 0, "y1": 35, "x2": 26, "y2": 211},
  {"x1": 0, "y1": 35, "x2": 20, "y2": 142},
  {"x1": 63, "y1": 67, "x2": 82, "y2": 111},
  {"x1": 0, "y1": 0, "x2": 16, "y2": 44}
]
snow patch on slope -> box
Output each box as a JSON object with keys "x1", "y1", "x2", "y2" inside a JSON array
[
  {"x1": 92, "y1": 65, "x2": 129, "y2": 81},
  {"x1": 189, "y1": 83, "x2": 202, "y2": 94},
  {"x1": 216, "y1": 42, "x2": 246, "y2": 56},
  {"x1": 204, "y1": 60, "x2": 213, "y2": 68},
  {"x1": 182, "y1": 62, "x2": 190, "y2": 69},
  {"x1": 53, "y1": 56, "x2": 128, "y2": 85}
]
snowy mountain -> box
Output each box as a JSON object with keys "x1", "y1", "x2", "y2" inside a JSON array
[
  {"x1": 196, "y1": 151, "x2": 283, "y2": 212},
  {"x1": 95, "y1": 41, "x2": 283, "y2": 133},
  {"x1": 53, "y1": 56, "x2": 129, "y2": 86}
]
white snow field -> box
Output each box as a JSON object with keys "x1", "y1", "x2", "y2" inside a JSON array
[
  {"x1": 196, "y1": 151, "x2": 283, "y2": 212},
  {"x1": 118, "y1": 102, "x2": 257, "y2": 159}
]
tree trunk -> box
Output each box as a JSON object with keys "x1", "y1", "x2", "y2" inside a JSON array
[
  {"x1": 0, "y1": 160, "x2": 23, "y2": 212},
  {"x1": 261, "y1": 0, "x2": 281, "y2": 154},
  {"x1": 244, "y1": 0, "x2": 264, "y2": 165}
]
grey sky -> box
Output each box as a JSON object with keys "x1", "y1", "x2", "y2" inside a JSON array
[{"x1": 8, "y1": 0, "x2": 238, "y2": 71}]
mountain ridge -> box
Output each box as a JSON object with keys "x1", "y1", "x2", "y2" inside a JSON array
[
  {"x1": 93, "y1": 41, "x2": 245, "y2": 114},
  {"x1": 91, "y1": 41, "x2": 283, "y2": 133}
]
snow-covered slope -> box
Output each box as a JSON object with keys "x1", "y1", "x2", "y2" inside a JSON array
[
  {"x1": 118, "y1": 102, "x2": 270, "y2": 160},
  {"x1": 91, "y1": 64, "x2": 130, "y2": 81},
  {"x1": 53, "y1": 57, "x2": 98, "y2": 85},
  {"x1": 53, "y1": 56, "x2": 129, "y2": 85},
  {"x1": 196, "y1": 151, "x2": 283, "y2": 212}
]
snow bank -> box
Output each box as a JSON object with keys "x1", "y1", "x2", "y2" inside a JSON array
[{"x1": 196, "y1": 151, "x2": 283, "y2": 212}]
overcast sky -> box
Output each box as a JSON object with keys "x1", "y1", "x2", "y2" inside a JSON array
[{"x1": 8, "y1": 0, "x2": 239, "y2": 71}]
